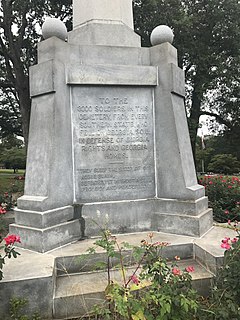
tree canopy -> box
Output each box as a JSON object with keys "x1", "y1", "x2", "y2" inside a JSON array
[
  {"x1": 0, "y1": 134, "x2": 25, "y2": 171},
  {"x1": 0, "y1": 0, "x2": 72, "y2": 145},
  {"x1": 134, "y1": 0, "x2": 240, "y2": 158},
  {"x1": 207, "y1": 154, "x2": 240, "y2": 174}
]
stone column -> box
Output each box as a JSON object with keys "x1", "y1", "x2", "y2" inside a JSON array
[{"x1": 149, "y1": 42, "x2": 213, "y2": 236}]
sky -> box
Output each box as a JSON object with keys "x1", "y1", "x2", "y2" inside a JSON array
[{"x1": 197, "y1": 115, "x2": 210, "y2": 137}]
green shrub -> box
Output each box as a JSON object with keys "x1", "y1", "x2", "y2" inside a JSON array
[
  {"x1": 0, "y1": 176, "x2": 24, "y2": 216},
  {"x1": 199, "y1": 175, "x2": 240, "y2": 222},
  {"x1": 9, "y1": 298, "x2": 41, "y2": 320},
  {"x1": 85, "y1": 229, "x2": 201, "y2": 320},
  {"x1": 207, "y1": 154, "x2": 240, "y2": 175},
  {"x1": 198, "y1": 226, "x2": 240, "y2": 320},
  {"x1": 0, "y1": 147, "x2": 26, "y2": 171}
]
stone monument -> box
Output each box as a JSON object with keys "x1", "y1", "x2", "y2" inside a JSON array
[{"x1": 10, "y1": 0, "x2": 213, "y2": 253}]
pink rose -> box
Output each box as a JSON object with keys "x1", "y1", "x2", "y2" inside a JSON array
[
  {"x1": 185, "y1": 266, "x2": 195, "y2": 273},
  {"x1": 172, "y1": 267, "x2": 181, "y2": 275}
]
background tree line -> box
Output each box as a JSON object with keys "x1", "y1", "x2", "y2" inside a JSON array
[{"x1": 0, "y1": 0, "x2": 239, "y2": 173}]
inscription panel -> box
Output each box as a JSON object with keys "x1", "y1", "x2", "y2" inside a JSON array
[{"x1": 71, "y1": 86, "x2": 155, "y2": 202}]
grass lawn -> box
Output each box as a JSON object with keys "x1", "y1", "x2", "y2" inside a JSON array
[
  {"x1": 0, "y1": 170, "x2": 25, "y2": 194},
  {"x1": 0, "y1": 169, "x2": 25, "y2": 175}
]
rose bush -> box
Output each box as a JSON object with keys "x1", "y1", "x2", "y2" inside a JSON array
[
  {"x1": 198, "y1": 221, "x2": 240, "y2": 319},
  {"x1": 86, "y1": 230, "x2": 200, "y2": 320},
  {"x1": 0, "y1": 233, "x2": 21, "y2": 280},
  {"x1": 199, "y1": 175, "x2": 240, "y2": 222}
]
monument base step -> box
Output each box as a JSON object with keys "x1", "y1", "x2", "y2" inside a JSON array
[
  {"x1": 153, "y1": 208, "x2": 213, "y2": 237},
  {"x1": 0, "y1": 226, "x2": 237, "y2": 319},
  {"x1": 9, "y1": 219, "x2": 81, "y2": 252},
  {"x1": 53, "y1": 259, "x2": 213, "y2": 319}
]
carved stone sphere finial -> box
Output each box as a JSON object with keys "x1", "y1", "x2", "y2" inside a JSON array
[
  {"x1": 150, "y1": 25, "x2": 174, "y2": 46},
  {"x1": 42, "y1": 17, "x2": 68, "y2": 41}
]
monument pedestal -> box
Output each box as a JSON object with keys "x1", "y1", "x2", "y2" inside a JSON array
[
  {"x1": 10, "y1": 1, "x2": 212, "y2": 253},
  {"x1": 1, "y1": 1, "x2": 218, "y2": 318}
]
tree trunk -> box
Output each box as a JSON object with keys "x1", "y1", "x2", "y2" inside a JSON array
[
  {"x1": 17, "y1": 77, "x2": 31, "y2": 149},
  {"x1": 1, "y1": 0, "x2": 31, "y2": 149},
  {"x1": 189, "y1": 85, "x2": 203, "y2": 162}
]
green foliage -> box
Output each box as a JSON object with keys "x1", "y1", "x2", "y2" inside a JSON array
[
  {"x1": 0, "y1": 177, "x2": 24, "y2": 198},
  {"x1": 0, "y1": 191, "x2": 15, "y2": 211},
  {"x1": 0, "y1": 173, "x2": 24, "y2": 237},
  {"x1": 0, "y1": 94, "x2": 22, "y2": 139},
  {"x1": 195, "y1": 134, "x2": 240, "y2": 174},
  {"x1": 0, "y1": 174, "x2": 24, "y2": 207},
  {"x1": 195, "y1": 143, "x2": 214, "y2": 173},
  {"x1": 0, "y1": 135, "x2": 24, "y2": 151},
  {"x1": 0, "y1": 236, "x2": 21, "y2": 281},
  {"x1": 0, "y1": 215, "x2": 8, "y2": 238},
  {"x1": 0, "y1": 147, "x2": 26, "y2": 171},
  {"x1": 86, "y1": 231, "x2": 201, "y2": 320},
  {"x1": 84, "y1": 217, "x2": 240, "y2": 320},
  {"x1": 134, "y1": 0, "x2": 240, "y2": 157},
  {"x1": 0, "y1": 0, "x2": 72, "y2": 143},
  {"x1": 199, "y1": 175, "x2": 240, "y2": 222},
  {"x1": 198, "y1": 230, "x2": 240, "y2": 320},
  {"x1": 207, "y1": 154, "x2": 240, "y2": 174},
  {"x1": 205, "y1": 122, "x2": 240, "y2": 164},
  {"x1": 9, "y1": 298, "x2": 41, "y2": 320}
]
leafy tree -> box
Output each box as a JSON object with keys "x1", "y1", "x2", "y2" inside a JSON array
[
  {"x1": 207, "y1": 154, "x2": 240, "y2": 174},
  {"x1": 195, "y1": 136, "x2": 214, "y2": 173},
  {"x1": 0, "y1": 135, "x2": 25, "y2": 172},
  {"x1": 133, "y1": 0, "x2": 240, "y2": 158},
  {"x1": 0, "y1": 90, "x2": 22, "y2": 138},
  {"x1": 0, "y1": 147, "x2": 26, "y2": 172},
  {"x1": 206, "y1": 133, "x2": 240, "y2": 161},
  {"x1": 0, "y1": 0, "x2": 72, "y2": 146},
  {"x1": 0, "y1": 134, "x2": 23, "y2": 151}
]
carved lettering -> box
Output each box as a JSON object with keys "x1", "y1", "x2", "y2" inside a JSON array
[{"x1": 72, "y1": 86, "x2": 155, "y2": 201}]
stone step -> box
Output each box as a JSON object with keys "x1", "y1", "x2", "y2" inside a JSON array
[
  {"x1": 55, "y1": 241, "x2": 194, "y2": 276},
  {"x1": 53, "y1": 259, "x2": 213, "y2": 319},
  {"x1": 54, "y1": 232, "x2": 195, "y2": 276},
  {"x1": 194, "y1": 225, "x2": 236, "y2": 274}
]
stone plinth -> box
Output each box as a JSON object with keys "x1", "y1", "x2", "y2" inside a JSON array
[
  {"x1": 10, "y1": 36, "x2": 213, "y2": 252},
  {"x1": 10, "y1": 0, "x2": 212, "y2": 253}
]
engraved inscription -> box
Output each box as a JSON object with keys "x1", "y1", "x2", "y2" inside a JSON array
[{"x1": 71, "y1": 86, "x2": 155, "y2": 202}]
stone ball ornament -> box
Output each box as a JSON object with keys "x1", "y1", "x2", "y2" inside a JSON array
[
  {"x1": 42, "y1": 17, "x2": 68, "y2": 41},
  {"x1": 150, "y1": 25, "x2": 174, "y2": 46}
]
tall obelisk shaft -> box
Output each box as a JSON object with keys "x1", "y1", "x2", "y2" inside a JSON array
[{"x1": 73, "y1": 0, "x2": 134, "y2": 29}]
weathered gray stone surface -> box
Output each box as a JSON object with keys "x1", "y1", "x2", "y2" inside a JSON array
[
  {"x1": 73, "y1": 0, "x2": 134, "y2": 29},
  {"x1": 0, "y1": 249, "x2": 54, "y2": 319},
  {"x1": 151, "y1": 25, "x2": 174, "y2": 46},
  {"x1": 67, "y1": 64, "x2": 157, "y2": 86},
  {"x1": 0, "y1": 227, "x2": 234, "y2": 318},
  {"x1": 71, "y1": 86, "x2": 155, "y2": 202},
  {"x1": 70, "y1": 0, "x2": 139, "y2": 47},
  {"x1": 42, "y1": 17, "x2": 68, "y2": 41},
  {"x1": 14, "y1": 206, "x2": 74, "y2": 228},
  {"x1": 0, "y1": 3, "x2": 219, "y2": 320},
  {"x1": 10, "y1": 219, "x2": 81, "y2": 252},
  {"x1": 68, "y1": 22, "x2": 141, "y2": 47},
  {"x1": 11, "y1": 1, "x2": 212, "y2": 252},
  {"x1": 53, "y1": 259, "x2": 212, "y2": 318}
]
